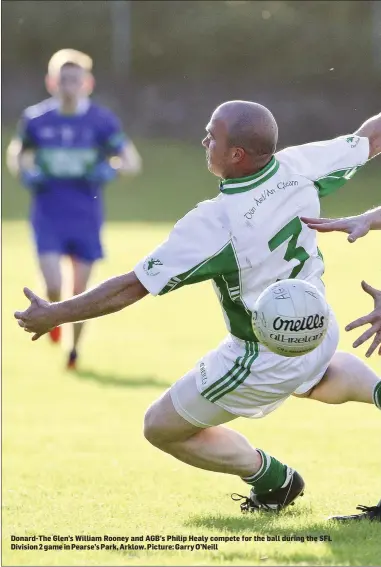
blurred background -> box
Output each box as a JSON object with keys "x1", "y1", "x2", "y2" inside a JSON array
[
  {"x1": 2, "y1": 0, "x2": 381, "y2": 224},
  {"x1": 3, "y1": 0, "x2": 381, "y2": 143}
]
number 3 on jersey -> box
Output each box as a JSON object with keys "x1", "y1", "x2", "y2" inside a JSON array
[{"x1": 268, "y1": 217, "x2": 309, "y2": 279}]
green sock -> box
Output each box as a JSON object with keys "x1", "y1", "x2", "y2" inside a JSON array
[
  {"x1": 373, "y1": 381, "x2": 381, "y2": 410},
  {"x1": 242, "y1": 449, "x2": 288, "y2": 494}
]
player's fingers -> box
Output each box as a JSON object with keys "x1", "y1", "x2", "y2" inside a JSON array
[
  {"x1": 305, "y1": 224, "x2": 339, "y2": 233},
  {"x1": 361, "y1": 280, "x2": 378, "y2": 298},
  {"x1": 32, "y1": 332, "x2": 43, "y2": 341},
  {"x1": 303, "y1": 220, "x2": 351, "y2": 234},
  {"x1": 301, "y1": 217, "x2": 335, "y2": 225},
  {"x1": 23, "y1": 287, "x2": 37, "y2": 302},
  {"x1": 14, "y1": 311, "x2": 26, "y2": 320},
  {"x1": 365, "y1": 331, "x2": 381, "y2": 358},
  {"x1": 352, "y1": 324, "x2": 379, "y2": 349},
  {"x1": 347, "y1": 226, "x2": 368, "y2": 243},
  {"x1": 345, "y1": 314, "x2": 372, "y2": 331},
  {"x1": 308, "y1": 221, "x2": 349, "y2": 233}
]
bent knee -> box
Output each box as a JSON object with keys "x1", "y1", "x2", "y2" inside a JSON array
[
  {"x1": 293, "y1": 390, "x2": 313, "y2": 399},
  {"x1": 73, "y1": 285, "x2": 87, "y2": 297},
  {"x1": 143, "y1": 405, "x2": 166, "y2": 447},
  {"x1": 46, "y1": 287, "x2": 61, "y2": 302},
  {"x1": 143, "y1": 390, "x2": 198, "y2": 447}
]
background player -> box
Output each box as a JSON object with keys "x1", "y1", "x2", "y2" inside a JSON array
[
  {"x1": 6, "y1": 49, "x2": 142, "y2": 369},
  {"x1": 302, "y1": 206, "x2": 381, "y2": 522},
  {"x1": 14, "y1": 102, "x2": 381, "y2": 514}
]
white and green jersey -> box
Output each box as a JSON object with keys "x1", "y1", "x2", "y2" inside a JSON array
[{"x1": 134, "y1": 135, "x2": 369, "y2": 342}]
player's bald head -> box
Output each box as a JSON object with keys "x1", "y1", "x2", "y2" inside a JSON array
[{"x1": 213, "y1": 100, "x2": 278, "y2": 157}]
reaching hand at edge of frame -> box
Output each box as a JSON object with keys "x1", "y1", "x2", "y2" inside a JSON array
[
  {"x1": 346, "y1": 281, "x2": 381, "y2": 357},
  {"x1": 301, "y1": 206, "x2": 381, "y2": 243}
]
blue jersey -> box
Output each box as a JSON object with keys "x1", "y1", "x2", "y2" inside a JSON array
[{"x1": 18, "y1": 98, "x2": 127, "y2": 229}]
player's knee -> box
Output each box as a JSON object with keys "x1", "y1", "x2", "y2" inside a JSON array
[
  {"x1": 46, "y1": 287, "x2": 61, "y2": 302},
  {"x1": 293, "y1": 390, "x2": 313, "y2": 399},
  {"x1": 143, "y1": 405, "x2": 166, "y2": 448},
  {"x1": 73, "y1": 283, "x2": 87, "y2": 297}
]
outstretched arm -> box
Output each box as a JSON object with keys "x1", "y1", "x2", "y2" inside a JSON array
[
  {"x1": 14, "y1": 271, "x2": 148, "y2": 341},
  {"x1": 6, "y1": 137, "x2": 36, "y2": 177},
  {"x1": 118, "y1": 141, "x2": 143, "y2": 176},
  {"x1": 302, "y1": 206, "x2": 381, "y2": 243},
  {"x1": 355, "y1": 112, "x2": 381, "y2": 159}
]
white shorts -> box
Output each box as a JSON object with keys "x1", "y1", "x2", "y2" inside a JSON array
[{"x1": 170, "y1": 310, "x2": 339, "y2": 426}]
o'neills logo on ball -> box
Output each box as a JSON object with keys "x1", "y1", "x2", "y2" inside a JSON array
[{"x1": 273, "y1": 314, "x2": 325, "y2": 332}]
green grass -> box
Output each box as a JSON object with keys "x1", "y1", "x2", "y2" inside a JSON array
[{"x1": 2, "y1": 137, "x2": 381, "y2": 566}]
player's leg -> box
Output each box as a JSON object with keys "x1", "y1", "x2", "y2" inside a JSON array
[
  {"x1": 294, "y1": 351, "x2": 381, "y2": 408},
  {"x1": 66, "y1": 230, "x2": 103, "y2": 369},
  {"x1": 38, "y1": 253, "x2": 62, "y2": 301},
  {"x1": 144, "y1": 339, "x2": 306, "y2": 513},
  {"x1": 144, "y1": 374, "x2": 258, "y2": 475},
  {"x1": 328, "y1": 498, "x2": 381, "y2": 522},
  {"x1": 38, "y1": 253, "x2": 62, "y2": 343},
  {"x1": 292, "y1": 309, "x2": 381, "y2": 408},
  {"x1": 32, "y1": 219, "x2": 64, "y2": 342},
  {"x1": 67, "y1": 258, "x2": 94, "y2": 369},
  {"x1": 312, "y1": 358, "x2": 381, "y2": 524}
]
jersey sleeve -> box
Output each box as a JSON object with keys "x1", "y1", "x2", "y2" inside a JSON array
[
  {"x1": 276, "y1": 135, "x2": 370, "y2": 197},
  {"x1": 134, "y1": 200, "x2": 230, "y2": 296},
  {"x1": 16, "y1": 113, "x2": 37, "y2": 150},
  {"x1": 97, "y1": 109, "x2": 129, "y2": 155}
]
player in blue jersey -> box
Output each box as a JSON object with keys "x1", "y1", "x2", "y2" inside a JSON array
[{"x1": 7, "y1": 49, "x2": 142, "y2": 369}]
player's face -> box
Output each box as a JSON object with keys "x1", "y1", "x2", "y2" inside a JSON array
[
  {"x1": 202, "y1": 117, "x2": 232, "y2": 178},
  {"x1": 56, "y1": 66, "x2": 87, "y2": 100}
]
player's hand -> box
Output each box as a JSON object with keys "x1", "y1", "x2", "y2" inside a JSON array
[
  {"x1": 86, "y1": 162, "x2": 118, "y2": 184},
  {"x1": 14, "y1": 288, "x2": 57, "y2": 341},
  {"x1": 301, "y1": 215, "x2": 371, "y2": 243},
  {"x1": 346, "y1": 281, "x2": 381, "y2": 357},
  {"x1": 20, "y1": 167, "x2": 47, "y2": 192}
]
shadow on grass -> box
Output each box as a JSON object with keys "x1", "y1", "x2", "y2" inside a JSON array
[
  {"x1": 185, "y1": 513, "x2": 381, "y2": 565},
  {"x1": 74, "y1": 368, "x2": 171, "y2": 390},
  {"x1": 185, "y1": 510, "x2": 314, "y2": 534}
]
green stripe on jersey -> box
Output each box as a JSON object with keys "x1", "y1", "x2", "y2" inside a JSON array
[
  {"x1": 315, "y1": 165, "x2": 363, "y2": 197},
  {"x1": 160, "y1": 240, "x2": 258, "y2": 342},
  {"x1": 220, "y1": 157, "x2": 279, "y2": 194},
  {"x1": 202, "y1": 341, "x2": 259, "y2": 402}
]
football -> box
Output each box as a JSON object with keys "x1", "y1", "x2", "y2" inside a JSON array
[{"x1": 252, "y1": 279, "x2": 330, "y2": 357}]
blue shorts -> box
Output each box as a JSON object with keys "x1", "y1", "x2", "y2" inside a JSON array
[{"x1": 32, "y1": 222, "x2": 103, "y2": 263}]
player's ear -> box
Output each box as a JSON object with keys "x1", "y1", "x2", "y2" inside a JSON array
[
  {"x1": 84, "y1": 73, "x2": 95, "y2": 96},
  {"x1": 45, "y1": 74, "x2": 57, "y2": 95},
  {"x1": 232, "y1": 147, "x2": 245, "y2": 163}
]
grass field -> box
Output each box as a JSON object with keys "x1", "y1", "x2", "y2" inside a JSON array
[{"x1": 2, "y1": 136, "x2": 381, "y2": 566}]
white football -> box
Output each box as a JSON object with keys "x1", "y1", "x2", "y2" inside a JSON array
[{"x1": 252, "y1": 279, "x2": 330, "y2": 357}]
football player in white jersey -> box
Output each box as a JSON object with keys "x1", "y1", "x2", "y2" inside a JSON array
[
  {"x1": 302, "y1": 206, "x2": 381, "y2": 522},
  {"x1": 15, "y1": 102, "x2": 381, "y2": 513}
]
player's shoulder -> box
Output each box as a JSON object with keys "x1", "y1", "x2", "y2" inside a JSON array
[
  {"x1": 187, "y1": 195, "x2": 223, "y2": 218},
  {"x1": 175, "y1": 196, "x2": 225, "y2": 231},
  {"x1": 276, "y1": 135, "x2": 358, "y2": 161},
  {"x1": 22, "y1": 98, "x2": 58, "y2": 122},
  {"x1": 88, "y1": 101, "x2": 120, "y2": 122}
]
